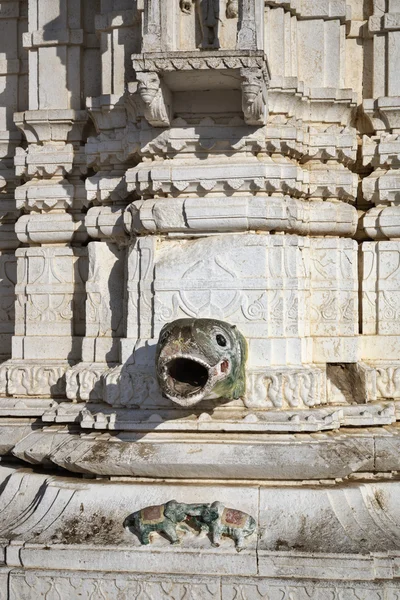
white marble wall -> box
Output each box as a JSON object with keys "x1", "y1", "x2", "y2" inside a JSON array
[{"x1": 0, "y1": 0, "x2": 399, "y2": 596}]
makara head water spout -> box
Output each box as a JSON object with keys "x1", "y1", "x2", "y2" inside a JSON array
[{"x1": 155, "y1": 318, "x2": 247, "y2": 407}]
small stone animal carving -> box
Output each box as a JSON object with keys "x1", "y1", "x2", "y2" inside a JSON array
[
  {"x1": 124, "y1": 500, "x2": 256, "y2": 551},
  {"x1": 123, "y1": 500, "x2": 206, "y2": 545},
  {"x1": 156, "y1": 318, "x2": 247, "y2": 407},
  {"x1": 195, "y1": 501, "x2": 256, "y2": 551}
]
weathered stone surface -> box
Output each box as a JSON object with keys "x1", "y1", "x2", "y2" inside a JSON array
[
  {"x1": 7, "y1": 426, "x2": 387, "y2": 479},
  {"x1": 0, "y1": 0, "x2": 400, "y2": 595}
]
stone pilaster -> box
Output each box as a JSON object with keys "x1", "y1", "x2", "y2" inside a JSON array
[
  {"x1": 0, "y1": 0, "x2": 100, "y2": 399},
  {"x1": 0, "y1": 0, "x2": 27, "y2": 363},
  {"x1": 358, "y1": 0, "x2": 400, "y2": 405}
]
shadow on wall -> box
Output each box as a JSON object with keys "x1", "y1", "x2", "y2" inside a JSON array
[
  {"x1": 0, "y1": 4, "x2": 27, "y2": 365},
  {"x1": 74, "y1": 340, "x2": 243, "y2": 443}
]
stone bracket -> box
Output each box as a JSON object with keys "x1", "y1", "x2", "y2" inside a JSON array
[
  {"x1": 241, "y1": 67, "x2": 268, "y2": 125},
  {"x1": 135, "y1": 72, "x2": 172, "y2": 128},
  {"x1": 131, "y1": 50, "x2": 270, "y2": 129}
]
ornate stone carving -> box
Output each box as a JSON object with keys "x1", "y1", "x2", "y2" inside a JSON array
[
  {"x1": 156, "y1": 318, "x2": 247, "y2": 407},
  {"x1": 136, "y1": 73, "x2": 171, "y2": 127},
  {"x1": 191, "y1": 501, "x2": 256, "y2": 551},
  {"x1": 124, "y1": 500, "x2": 207, "y2": 545},
  {"x1": 246, "y1": 367, "x2": 326, "y2": 409},
  {"x1": 241, "y1": 68, "x2": 268, "y2": 125},
  {"x1": 2, "y1": 0, "x2": 400, "y2": 593},
  {"x1": 132, "y1": 51, "x2": 269, "y2": 73},
  {"x1": 0, "y1": 362, "x2": 67, "y2": 398},
  {"x1": 124, "y1": 500, "x2": 256, "y2": 551},
  {"x1": 65, "y1": 364, "x2": 107, "y2": 402}
]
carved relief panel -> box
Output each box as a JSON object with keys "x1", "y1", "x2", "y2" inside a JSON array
[
  {"x1": 362, "y1": 241, "x2": 400, "y2": 336},
  {"x1": 153, "y1": 234, "x2": 309, "y2": 343},
  {"x1": 140, "y1": 0, "x2": 263, "y2": 53},
  {"x1": 309, "y1": 238, "x2": 358, "y2": 337}
]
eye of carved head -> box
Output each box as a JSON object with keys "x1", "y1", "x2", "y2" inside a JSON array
[
  {"x1": 160, "y1": 329, "x2": 170, "y2": 344},
  {"x1": 216, "y1": 334, "x2": 227, "y2": 347}
]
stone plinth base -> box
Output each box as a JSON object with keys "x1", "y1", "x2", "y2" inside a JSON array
[{"x1": 0, "y1": 465, "x2": 399, "y2": 598}]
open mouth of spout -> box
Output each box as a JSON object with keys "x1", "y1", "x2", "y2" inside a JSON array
[{"x1": 166, "y1": 357, "x2": 209, "y2": 398}]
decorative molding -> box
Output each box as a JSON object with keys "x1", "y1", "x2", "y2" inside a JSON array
[
  {"x1": 246, "y1": 367, "x2": 326, "y2": 409},
  {"x1": 65, "y1": 364, "x2": 108, "y2": 402},
  {"x1": 0, "y1": 361, "x2": 68, "y2": 398},
  {"x1": 132, "y1": 50, "x2": 269, "y2": 75}
]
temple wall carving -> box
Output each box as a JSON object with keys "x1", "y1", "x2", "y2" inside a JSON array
[{"x1": 0, "y1": 0, "x2": 399, "y2": 596}]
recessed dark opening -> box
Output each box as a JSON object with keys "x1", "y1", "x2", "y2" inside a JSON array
[{"x1": 167, "y1": 358, "x2": 209, "y2": 396}]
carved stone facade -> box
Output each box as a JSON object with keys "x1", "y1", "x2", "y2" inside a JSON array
[{"x1": 0, "y1": 0, "x2": 399, "y2": 597}]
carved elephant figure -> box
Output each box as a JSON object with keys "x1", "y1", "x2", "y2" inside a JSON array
[
  {"x1": 123, "y1": 500, "x2": 205, "y2": 545},
  {"x1": 197, "y1": 501, "x2": 256, "y2": 551}
]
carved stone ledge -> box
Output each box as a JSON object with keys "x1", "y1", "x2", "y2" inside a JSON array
[
  {"x1": 15, "y1": 179, "x2": 76, "y2": 212},
  {"x1": 86, "y1": 94, "x2": 128, "y2": 132},
  {"x1": 266, "y1": 0, "x2": 349, "y2": 22},
  {"x1": 7, "y1": 570, "x2": 400, "y2": 600},
  {"x1": 126, "y1": 158, "x2": 304, "y2": 198},
  {"x1": 363, "y1": 168, "x2": 400, "y2": 205},
  {"x1": 363, "y1": 205, "x2": 400, "y2": 240},
  {"x1": 85, "y1": 171, "x2": 129, "y2": 205},
  {"x1": 39, "y1": 400, "x2": 398, "y2": 432},
  {"x1": 14, "y1": 110, "x2": 88, "y2": 144},
  {"x1": 125, "y1": 196, "x2": 357, "y2": 237},
  {"x1": 85, "y1": 206, "x2": 129, "y2": 243},
  {"x1": 135, "y1": 116, "x2": 267, "y2": 157},
  {"x1": 363, "y1": 97, "x2": 400, "y2": 132},
  {"x1": 5, "y1": 425, "x2": 393, "y2": 479},
  {"x1": 1, "y1": 468, "x2": 397, "y2": 577},
  {"x1": 305, "y1": 126, "x2": 357, "y2": 165},
  {"x1": 15, "y1": 213, "x2": 85, "y2": 245},
  {"x1": 0, "y1": 398, "x2": 55, "y2": 418},
  {"x1": 362, "y1": 133, "x2": 400, "y2": 169},
  {"x1": 269, "y1": 79, "x2": 357, "y2": 126},
  {"x1": 306, "y1": 163, "x2": 358, "y2": 201},
  {"x1": 132, "y1": 50, "x2": 269, "y2": 75},
  {"x1": 131, "y1": 50, "x2": 269, "y2": 128},
  {"x1": 14, "y1": 145, "x2": 87, "y2": 179}
]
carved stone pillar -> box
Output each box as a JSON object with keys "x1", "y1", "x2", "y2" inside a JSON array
[
  {"x1": 358, "y1": 0, "x2": 400, "y2": 404},
  {"x1": 0, "y1": 0, "x2": 97, "y2": 399},
  {"x1": 0, "y1": 1, "x2": 27, "y2": 364},
  {"x1": 64, "y1": 3, "x2": 142, "y2": 402}
]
